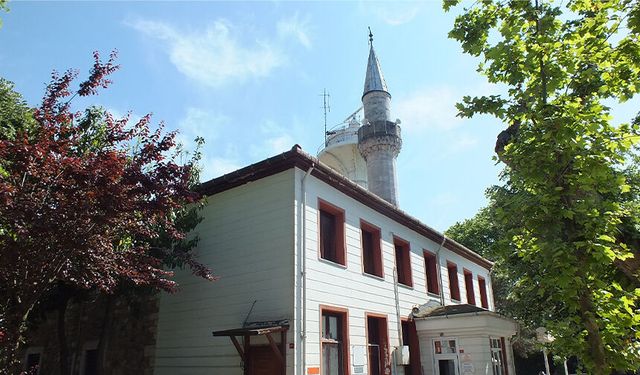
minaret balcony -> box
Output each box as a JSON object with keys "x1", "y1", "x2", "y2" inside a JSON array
[{"x1": 357, "y1": 120, "x2": 401, "y2": 144}]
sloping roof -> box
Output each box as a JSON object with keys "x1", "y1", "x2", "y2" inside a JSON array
[
  {"x1": 212, "y1": 320, "x2": 289, "y2": 337},
  {"x1": 363, "y1": 45, "x2": 389, "y2": 97},
  {"x1": 197, "y1": 145, "x2": 493, "y2": 269},
  {"x1": 412, "y1": 303, "x2": 488, "y2": 319}
]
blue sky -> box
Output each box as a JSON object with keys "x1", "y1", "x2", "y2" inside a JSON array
[{"x1": 1, "y1": 1, "x2": 637, "y2": 232}]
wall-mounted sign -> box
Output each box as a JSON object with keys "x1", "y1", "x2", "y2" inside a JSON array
[{"x1": 462, "y1": 362, "x2": 475, "y2": 374}]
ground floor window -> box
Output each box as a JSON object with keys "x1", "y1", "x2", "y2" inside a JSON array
[
  {"x1": 321, "y1": 307, "x2": 348, "y2": 375},
  {"x1": 81, "y1": 341, "x2": 99, "y2": 375},
  {"x1": 24, "y1": 348, "x2": 42, "y2": 375},
  {"x1": 490, "y1": 337, "x2": 508, "y2": 375}
]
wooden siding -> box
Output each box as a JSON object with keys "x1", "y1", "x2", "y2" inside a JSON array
[
  {"x1": 153, "y1": 170, "x2": 296, "y2": 375},
  {"x1": 298, "y1": 169, "x2": 493, "y2": 374}
]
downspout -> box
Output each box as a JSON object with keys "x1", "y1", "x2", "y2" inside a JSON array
[
  {"x1": 299, "y1": 164, "x2": 314, "y2": 375},
  {"x1": 435, "y1": 236, "x2": 447, "y2": 306},
  {"x1": 393, "y1": 265, "x2": 402, "y2": 375}
]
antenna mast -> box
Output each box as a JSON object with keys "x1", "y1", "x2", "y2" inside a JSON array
[{"x1": 321, "y1": 89, "x2": 331, "y2": 145}]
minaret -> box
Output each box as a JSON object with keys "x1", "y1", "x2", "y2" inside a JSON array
[{"x1": 357, "y1": 30, "x2": 402, "y2": 206}]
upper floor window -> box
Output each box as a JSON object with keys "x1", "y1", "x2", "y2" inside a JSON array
[
  {"x1": 394, "y1": 237, "x2": 412, "y2": 287},
  {"x1": 361, "y1": 220, "x2": 383, "y2": 277},
  {"x1": 478, "y1": 276, "x2": 489, "y2": 309},
  {"x1": 319, "y1": 199, "x2": 345, "y2": 265},
  {"x1": 464, "y1": 269, "x2": 476, "y2": 305},
  {"x1": 423, "y1": 251, "x2": 439, "y2": 295},
  {"x1": 447, "y1": 262, "x2": 460, "y2": 301}
]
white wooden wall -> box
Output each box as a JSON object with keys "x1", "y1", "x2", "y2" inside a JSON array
[
  {"x1": 152, "y1": 166, "x2": 495, "y2": 375},
  {"x1": 297, "y1": 169, "x2": 493, "y2": 374},
  {"x1": 153, "y1": 170, "x2": 296, "y2": 375},
  {"x1": 418, "y1": 334, "x2": 516, "y2": 375}
]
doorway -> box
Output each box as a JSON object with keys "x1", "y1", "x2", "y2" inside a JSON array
[
  {"x1": 366, "y1": 315, "x2": 389, "y2": 375},
  {"x1": 437, "y1": 358, "x2": 459, "y2": 375},
  {"x1": 433, "y1": 338, "x2": 459, "y2": 375},
  {"x1": 249, "y1": 345, "x2": 280, "y2": 375}
]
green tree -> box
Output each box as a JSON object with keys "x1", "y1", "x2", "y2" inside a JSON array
[
  {"x1": 0, "y1": 79, "x2": 35, "y2": 141},
  {"x1": 445, "y1": 0, "x2": 640, "y2": 372},
  {"x1": 0, "y1": 0, "x2": 7, "y2": 28}
]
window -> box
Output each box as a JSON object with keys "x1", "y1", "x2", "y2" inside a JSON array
[
  {"x1": 24, "y1": 348, "x2": 42, "y2": 375},
  {"x1": 319, "y1": 200, "x2": 345, "y2": 265},
  {"x1": 464, "y1": 269, "x2": 476, "y2": 305},
  {"x1": 433, "y1": 338, "x2": 457, "y2": 354},
  {"x1": 321, "y1": 307, "x2": 349, "y2": 375},
  {"x1": 361, "y1": 220, "x2": 383, "y2": 277},
  {"x1": 490, "y1": 337, "x2": 508, "y2": 375},
  {"x1": 447, "y1": 262, "x2": 460, "y2": 301},
  {"x1": 394, "y1": 237, "x2": 412, "y2": 287},
  {"x1": 478, "y1": 276, "x2": 489, "y2": 308},
  {"x1": 423, "y1": 251, "x2": 439, "y2": 295},
  {"x1": 366, "y1": 315, "x2": 389, "y2": 375},
  {"x1": 81, "y1": 341, "x2": 98, "y2": 375}
]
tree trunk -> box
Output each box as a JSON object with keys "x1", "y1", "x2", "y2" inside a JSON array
[
  {"x1": 578, "y1": 287, "x2": 607, "y2": 374},
  {"x1": 96, "y1": 294, "x2": 115, "y2": 375},
  {"x1": 57, "y1": 294, "x2": 71, "y2": 375}
]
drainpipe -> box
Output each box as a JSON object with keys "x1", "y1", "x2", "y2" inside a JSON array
[
  {"x1": 299, "y1": 164, "x2": 314, "y2": 375},
  {"x1": 435, "y1": 236, "x2": 447, "y2": 306}
]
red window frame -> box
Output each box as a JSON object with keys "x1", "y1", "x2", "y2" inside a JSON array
[
  {"x1": 423, "y1": 250, "x2": 439, "y2": 295},
  {"x1": 318, "y1": 199, "x2": 346, "y2": 266},
  {"x1": 365, "y1": 313, "x2": 390, "y2": 375},
  {"x1": 400, "y1": 319, "x2": 422, "y2": 375},
  {"x1": 464, "y1": 269, "x2": 476, "y2": 305},
  {"x1": 447, "y1": 262, "x2": 460, "y2": 301},
  {"x1": 361, "y1": 220, "x2": 383, "y2": 278},
  {"x1": 320, "y1": 305, "x2": 350, "y2": 375},
  {"x1": 393, "y1": 237, "x2": 413, "y2": 287},
  {"x1": 478, "y1": 276, "x2": 489, "y2": 308}
]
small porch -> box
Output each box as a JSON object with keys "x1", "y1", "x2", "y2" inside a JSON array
[
  {"x1": 212, "y1": 320, "x2": 289, "y2": 375},
  {"x1": 412, "y1": 304, "x2": 518, "y2": 375}
]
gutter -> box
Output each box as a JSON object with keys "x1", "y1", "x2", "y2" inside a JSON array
[
  {"x1": 299, "y1": 163, "x2": 314, "y2": 375},
  {"x1": 435, "y1": 236, "x2": 447, "y2": 306}
]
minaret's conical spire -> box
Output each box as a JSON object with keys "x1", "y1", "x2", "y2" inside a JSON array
[
  {"x1": 358, "y1": 29, "x2": 402, "y2": 206},
  {"x1": 363, "y1": 29, "x2": 389, "y2": 98}
]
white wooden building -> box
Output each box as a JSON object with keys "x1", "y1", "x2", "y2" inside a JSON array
[
  {"x1": 151, "y1": 146, "x2": 517, "y2": 375},
  {"x1": 152, "y1": 36, "x2": 517, "y2": 375}
]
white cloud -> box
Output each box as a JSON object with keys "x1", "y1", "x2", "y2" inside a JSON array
[
  {"x1": 277, "y1": 13, "x2": 312, "y2": 49},
  {"x1": 105, "y1": 108, "x2": 144, "y2": 126},
  {"x1": 203, "y1": 156, "x2": 242, "y2": 180},
  {"x1": 449, "y1": 134, "x2": 479, "y2": 153},
  {"x1": 175, "y1": 107, "x2": 230, "y2": 147},
  {"x1": 395, "y1": 86, "x2": 463, "y2": 134},
  {"x1": 363, "y1": 2, "x2": 423, "y2": 26},
  {"x1": 128, "y1": 18, "x2": 285, "y2": 87},
  {"x1": 254, "y1": 119, "x2": 295, "y2": 157}
]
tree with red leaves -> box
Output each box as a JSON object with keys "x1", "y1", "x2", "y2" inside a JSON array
[{"x1": 0, "y1": 52, "x2": 214, "y2": 373}]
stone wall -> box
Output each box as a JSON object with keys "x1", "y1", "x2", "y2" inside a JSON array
[{"x1": 22, "y1": 292, "x2": 159, "y2": 375}]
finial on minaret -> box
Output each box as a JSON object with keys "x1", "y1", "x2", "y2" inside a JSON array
[{"x1": 368, "y1": 27, "x2": 373, "y2": 45}]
